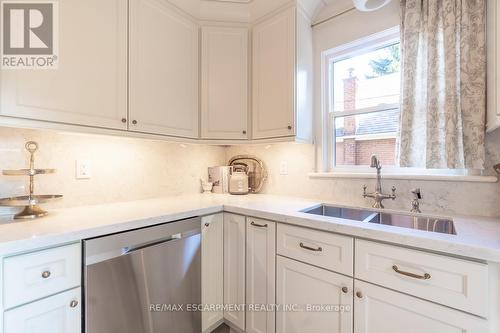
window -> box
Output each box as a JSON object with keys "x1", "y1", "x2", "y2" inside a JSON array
[{"x1": 323, "y1": 27, "x2": 401, "y2": 170}]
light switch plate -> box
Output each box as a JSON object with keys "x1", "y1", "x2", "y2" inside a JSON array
[
  {"x1": 76, "y1": 160, "x2": 91, "y2": 179},
  {"x1": 279, "y1": 161, "x2": 288, "y2": 175}
]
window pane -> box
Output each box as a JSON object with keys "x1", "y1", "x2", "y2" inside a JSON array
[
  {"x1": 332, "y1": 43, "x2": 400, "y2": 112},
  {"x1": 334, "y1": 109, "x2": 399, "y2": 166}
]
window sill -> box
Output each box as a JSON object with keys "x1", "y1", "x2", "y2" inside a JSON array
[{"x1": 308, "y1": 172, "x2": 498, "y2": 183}]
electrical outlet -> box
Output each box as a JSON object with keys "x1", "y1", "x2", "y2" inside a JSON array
[
  {"x1": 279, "y1": 161, "x2": 288, "y2": 175},
  {"x1": 76, "y1": 160, "x2": 91, "y2": 179}
]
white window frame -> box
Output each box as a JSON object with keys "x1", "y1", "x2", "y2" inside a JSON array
[
  {"x1": 322, "y1": 26, "x2": 400, "y2": 172},
  {"x1": 316, "y1": 26, "x2": 498, "y2": 182}
]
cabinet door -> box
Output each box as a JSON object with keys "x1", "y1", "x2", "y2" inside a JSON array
[
  {"x1": 276, "y1": 256, "x2": 353, "y2": 333},
  {"x1": 201, "y1": 26, "x2": 248, "y2": 140},
  {"x1": 201, "y1": 214, "x2": 224, "y2": 332},
  {"x1": 252, "y1": 7, "x2": 296, "y2": 139},
  {"x1": 4, "y1": 287, "x2": 81, "y2": 333},
  {"x1": 0, "y1": 0, "x2": 127, "y2": 129},
  {"x1": 246, "y1": 218, "x2": 276, "y2": 333},
  {"x1": 354, "y1": 280, "x2": 488, "y2": 333},
  {"x1": 223, "y1": 213, "x2": 246, "y2": 331},
  {"x1": 129, "y1": 0, "x2": 199, "y2": 138}
]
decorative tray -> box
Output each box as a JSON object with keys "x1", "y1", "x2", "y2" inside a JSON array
[{"x1": 0, "y1": 141, "x2": 62, "y2": 219}]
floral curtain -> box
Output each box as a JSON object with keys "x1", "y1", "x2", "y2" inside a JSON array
[{"x1": 398, "y1": 0, "x2": 486, "y2": 169}]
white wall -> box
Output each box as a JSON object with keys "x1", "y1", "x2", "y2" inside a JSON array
[
  {"x1": 225, "y1": 2, "x2": 500, "y2": 218},
  {"x1": 313, "y1": 0, "x2": 401, "y2": 170}
]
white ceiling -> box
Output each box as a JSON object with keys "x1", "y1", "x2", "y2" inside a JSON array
[{"x1": 167, "y1": 0, "x2": 327, "y2": 23}]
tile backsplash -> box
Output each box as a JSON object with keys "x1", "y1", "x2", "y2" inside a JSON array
[
  {"x1": 0, "y1": 127, "x2": 226, "y2": 214},
  {"x1": 225, "y1": 129, "x2": 500, "y2": 218},
  {"x1": 0, "y1": 126, "x2": 499, "y2": 218}
]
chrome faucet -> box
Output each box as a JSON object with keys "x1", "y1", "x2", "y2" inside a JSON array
[{"x1": 363, "y1": 155, "x2": 396, "y2": 209}]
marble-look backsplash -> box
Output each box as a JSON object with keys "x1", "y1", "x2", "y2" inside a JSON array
[
  {"x1": 0, "y1": 126, "x2": 499, "y2": 218},
  {"x1": 0, "y1": 127, "x2": 226, "y2": 214},
  {"x1": 225, "y1": 130, "x2": 500, "y2": 218}
]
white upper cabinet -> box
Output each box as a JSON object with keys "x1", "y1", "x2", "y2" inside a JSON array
[
  {"x1": 129, "y1": 0, "x2": 199, "y2": 138},
  {"x1": 252, "y1": 7, "x2": 296, "y2": 140},
  {"x1": 0, "y1": 0, "x2": 128, "y2": 130},
  {"x1": 252, "y1": 5, "x2": 313, "y2": 142},
  {"x1": 487, "y1": 0, "x2": 500, "y2": 132},
  {"x1": 201, "y1": 26, "x2": 249, "y2": 140}
]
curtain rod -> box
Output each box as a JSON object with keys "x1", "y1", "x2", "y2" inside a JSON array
[{"x1": 311, "y1": 6, "x2": 356, "y2": 28}]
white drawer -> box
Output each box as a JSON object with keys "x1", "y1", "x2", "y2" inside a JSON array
[
  {"x1": 277, "y1": 224, "x2": 353, "y2": 276},
  {"x1": 355, "y1": 239, "x2": 488, "y2": 317},
  {"x1": 3, "y1": 243, "x2": 81, "y2": 309},
  {"x1": 4, "y1": 287, "x2": 81, "y2": 333}
]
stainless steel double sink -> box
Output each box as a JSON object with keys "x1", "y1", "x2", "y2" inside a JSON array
[{"x1": 301, "y1": 204, "x2": 456, "y2": 235}]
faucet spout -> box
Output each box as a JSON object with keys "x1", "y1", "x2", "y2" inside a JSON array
[
  {"x1": 370, "y1": 155, "x2": 380, "y2": 169},
  {"x1": 363, "y1": 155, "x2": 396, "y2": 209}
]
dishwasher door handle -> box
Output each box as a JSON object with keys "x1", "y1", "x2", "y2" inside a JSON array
[
  {"x1": 121, "y1": 233, "x2": 183, "y2": 254},
  {"x1": 84, "y1": 217, "x2": 201, "y2": 266}
]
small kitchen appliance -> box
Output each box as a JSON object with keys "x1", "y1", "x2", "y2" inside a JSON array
[
  {"x1": 228, "y1": 155, "x2": 267, "y2": 193},
  {"x1": 229, "y1": 165, "x2": 249, "y2": 195},
  {"x1": 208, "y1": 166, "x2": 231, "y2": 193}
]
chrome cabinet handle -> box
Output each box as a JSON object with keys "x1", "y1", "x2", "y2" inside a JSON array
[
  {"x1": 250, "y1": 221, "x2": 268, "y2": 228},
  {"x1": 392, "y1": 265, "x2": 431, "y2": 280},
  {"x1": 70, "y1": 300, "x2": 79, "y2": 308},
  {"x1": 41, "y1": 270, "x2": 51, "y2": 279},
  {"x1": 299, "y1": 242, "x2": 322, "y2": 252}
]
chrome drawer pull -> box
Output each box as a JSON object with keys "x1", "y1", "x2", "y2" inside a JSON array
[
  {"x1": 299, "y1": 242, "x2": 322, "y2": 252},
  {"x1": 41, "y1": 270, "x2": 51, "y2": 279},
  {"x1": 392, "y1": 265, "x2": 431, "y2": 280},
  {"x1": 70, "y1": 300, "x2": 79, "y2": 308},
  {"x1": 250, "y1": 221, "x2": 268, "y2": 228}
]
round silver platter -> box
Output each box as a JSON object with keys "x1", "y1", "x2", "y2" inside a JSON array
[
  {"x1": 3, "y1": 169, "x2": 56, "y2": 176},
  {"x1": 0, "y1": 194, "x2": 63, "y2": 206},
  {"x1": 0, "y1": 195, "x2": 63, "y2": 219}
]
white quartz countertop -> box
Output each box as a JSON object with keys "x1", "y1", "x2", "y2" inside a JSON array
[{"x1": 0, "y1": 194, "x2": 499, "y2": 263}]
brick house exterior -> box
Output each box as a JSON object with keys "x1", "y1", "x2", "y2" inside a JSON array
[{"x1": 335, "y1": 71, "x2": 398, "y2": 166}]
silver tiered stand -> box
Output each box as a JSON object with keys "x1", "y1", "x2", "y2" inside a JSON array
[{"x1": 0, "y1": 141, "x2": 62, "y2": 219}]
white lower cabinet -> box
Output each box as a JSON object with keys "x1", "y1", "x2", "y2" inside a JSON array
[
  {"x1": 3, "y1": 287, "x2": 81, "y2": 333},
  {"x1": 246, "y1": 218, "x2": 276, "y2": 333},
  {"x1": 276, "y1": 256, "x2": 353, "y2": 333},
  {"x1": 202, "y1": 214, "x2": 224, "y2": 332},
  {"x1": 353, "y1": 280, "x2": 488, "y2": 333},
  {"x1": 223, "y1": 213, "x2": 246, "y2": 331}
]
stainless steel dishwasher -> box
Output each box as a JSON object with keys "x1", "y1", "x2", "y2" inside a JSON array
[{"x1": 83, "y1": 217, "x2": 201, "y2": 333}]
